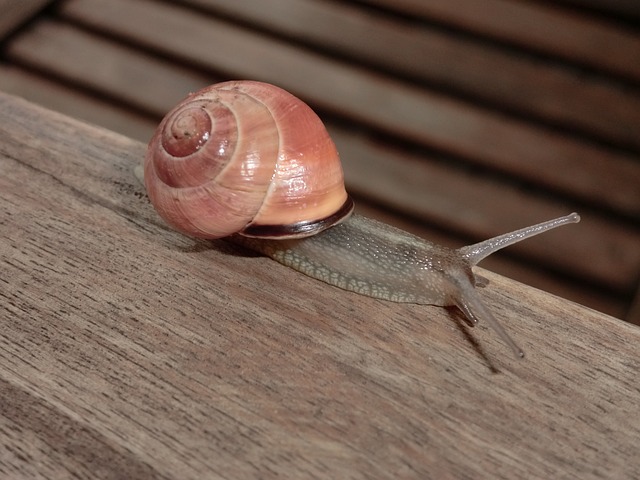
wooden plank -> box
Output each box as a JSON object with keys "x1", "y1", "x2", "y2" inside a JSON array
[
  {"x1": 1, "y1": 92, "x2": 640, "y2": 479},
  {"x1": 180, "y1": 0, "x2": 640, "y2": 150},
  {"x1": 0, "y1": 0, "x2": 53, "y2": 39},
  {"x1": 4, "y1": 19, "x2": 638, "y2": 293},
  {"x1": 55, "y1": 0, "x2": 640, "y2": 218},
  {"x1": 358, "y1": 0, "x2": 640, "y2": 82}
]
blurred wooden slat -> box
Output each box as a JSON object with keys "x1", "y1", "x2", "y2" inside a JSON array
[
  {"x1": 0, "y1": 65, "x2": 156, "y2": 141},
  {"x1": 56, "y1": 0, "x2": 640, "y2": 219},
  {"x1": 4, "y1": 23, "x2": 212, "y2": 116},
  {"x1": 180, "y1": 0, "x2": 640, "y2": 150},
  {"x1": 2, "y1": 92, "x2": 640, "y2": 480},
  {"x1": 359, "y1": 0, "x2": 640, "y2": 82},
  {"x1": 0, "y1": 0, "x2": 53, "y2": 39},
  {"x1": 5, "y1": 19, "x2": 638, "y2": 295}
]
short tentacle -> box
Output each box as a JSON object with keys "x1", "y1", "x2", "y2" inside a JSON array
[{"x1": 454, "y1": 274, "x2": 525, "y2": 358}]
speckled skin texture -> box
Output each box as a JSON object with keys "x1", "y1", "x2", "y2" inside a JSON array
[{"x1": 235, "y1": 214, "x2": 473, "y2": 307}]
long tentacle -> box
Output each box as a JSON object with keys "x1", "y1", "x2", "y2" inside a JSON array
[{"x1": 459, "y1": 213, "x2": 580, "y2": 266}]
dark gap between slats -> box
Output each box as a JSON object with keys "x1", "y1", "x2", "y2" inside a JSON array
[{"x1": 538, "y1": 0, "x2": 640, "y2": 27}]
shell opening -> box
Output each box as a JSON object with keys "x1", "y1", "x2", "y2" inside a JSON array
[{"x1": 240, "y1": 196, "x2": 355, "y2": 239}]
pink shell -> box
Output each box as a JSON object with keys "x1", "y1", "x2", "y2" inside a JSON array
[{"x1": 144, "y1": 81, "x2": 352, "y2": 239}]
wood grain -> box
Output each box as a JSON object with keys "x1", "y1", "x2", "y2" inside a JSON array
[{"x1": 1, "y1": 93, "x2": 640, "y2": 479}]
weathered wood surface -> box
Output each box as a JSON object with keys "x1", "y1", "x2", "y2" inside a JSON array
[{"x1": 2, "y1": 94, "x2": 640, "y2": 479}]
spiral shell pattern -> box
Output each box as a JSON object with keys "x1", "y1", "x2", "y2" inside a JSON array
[{"x1": 144, "y1": 81, "x2": 352, "y2": 239}]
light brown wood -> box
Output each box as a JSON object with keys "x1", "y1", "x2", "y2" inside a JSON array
[{"x1": 1, "y1": 92, "x2": 640, "y2": 479}]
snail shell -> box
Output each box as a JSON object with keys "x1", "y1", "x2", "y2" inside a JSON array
[{"x1": 144, "y1": 80, "x2": 353, "y2": 239}]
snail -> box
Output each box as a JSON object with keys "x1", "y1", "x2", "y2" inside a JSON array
[{"x1": 141, "y1": 80, "x2": 580, "y2": 358}]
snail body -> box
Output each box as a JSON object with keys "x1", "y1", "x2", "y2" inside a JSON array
[
  {"x1": 234, "y1": 212, "x2": 579, "y2": 358},
  {"x1": 143, "y1": 80, "x2": 580, "y2": 358}
]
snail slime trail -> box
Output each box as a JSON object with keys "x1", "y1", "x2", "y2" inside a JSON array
[{"x1": 141, "y1": 80, "x2": 580, "y2": 359}]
